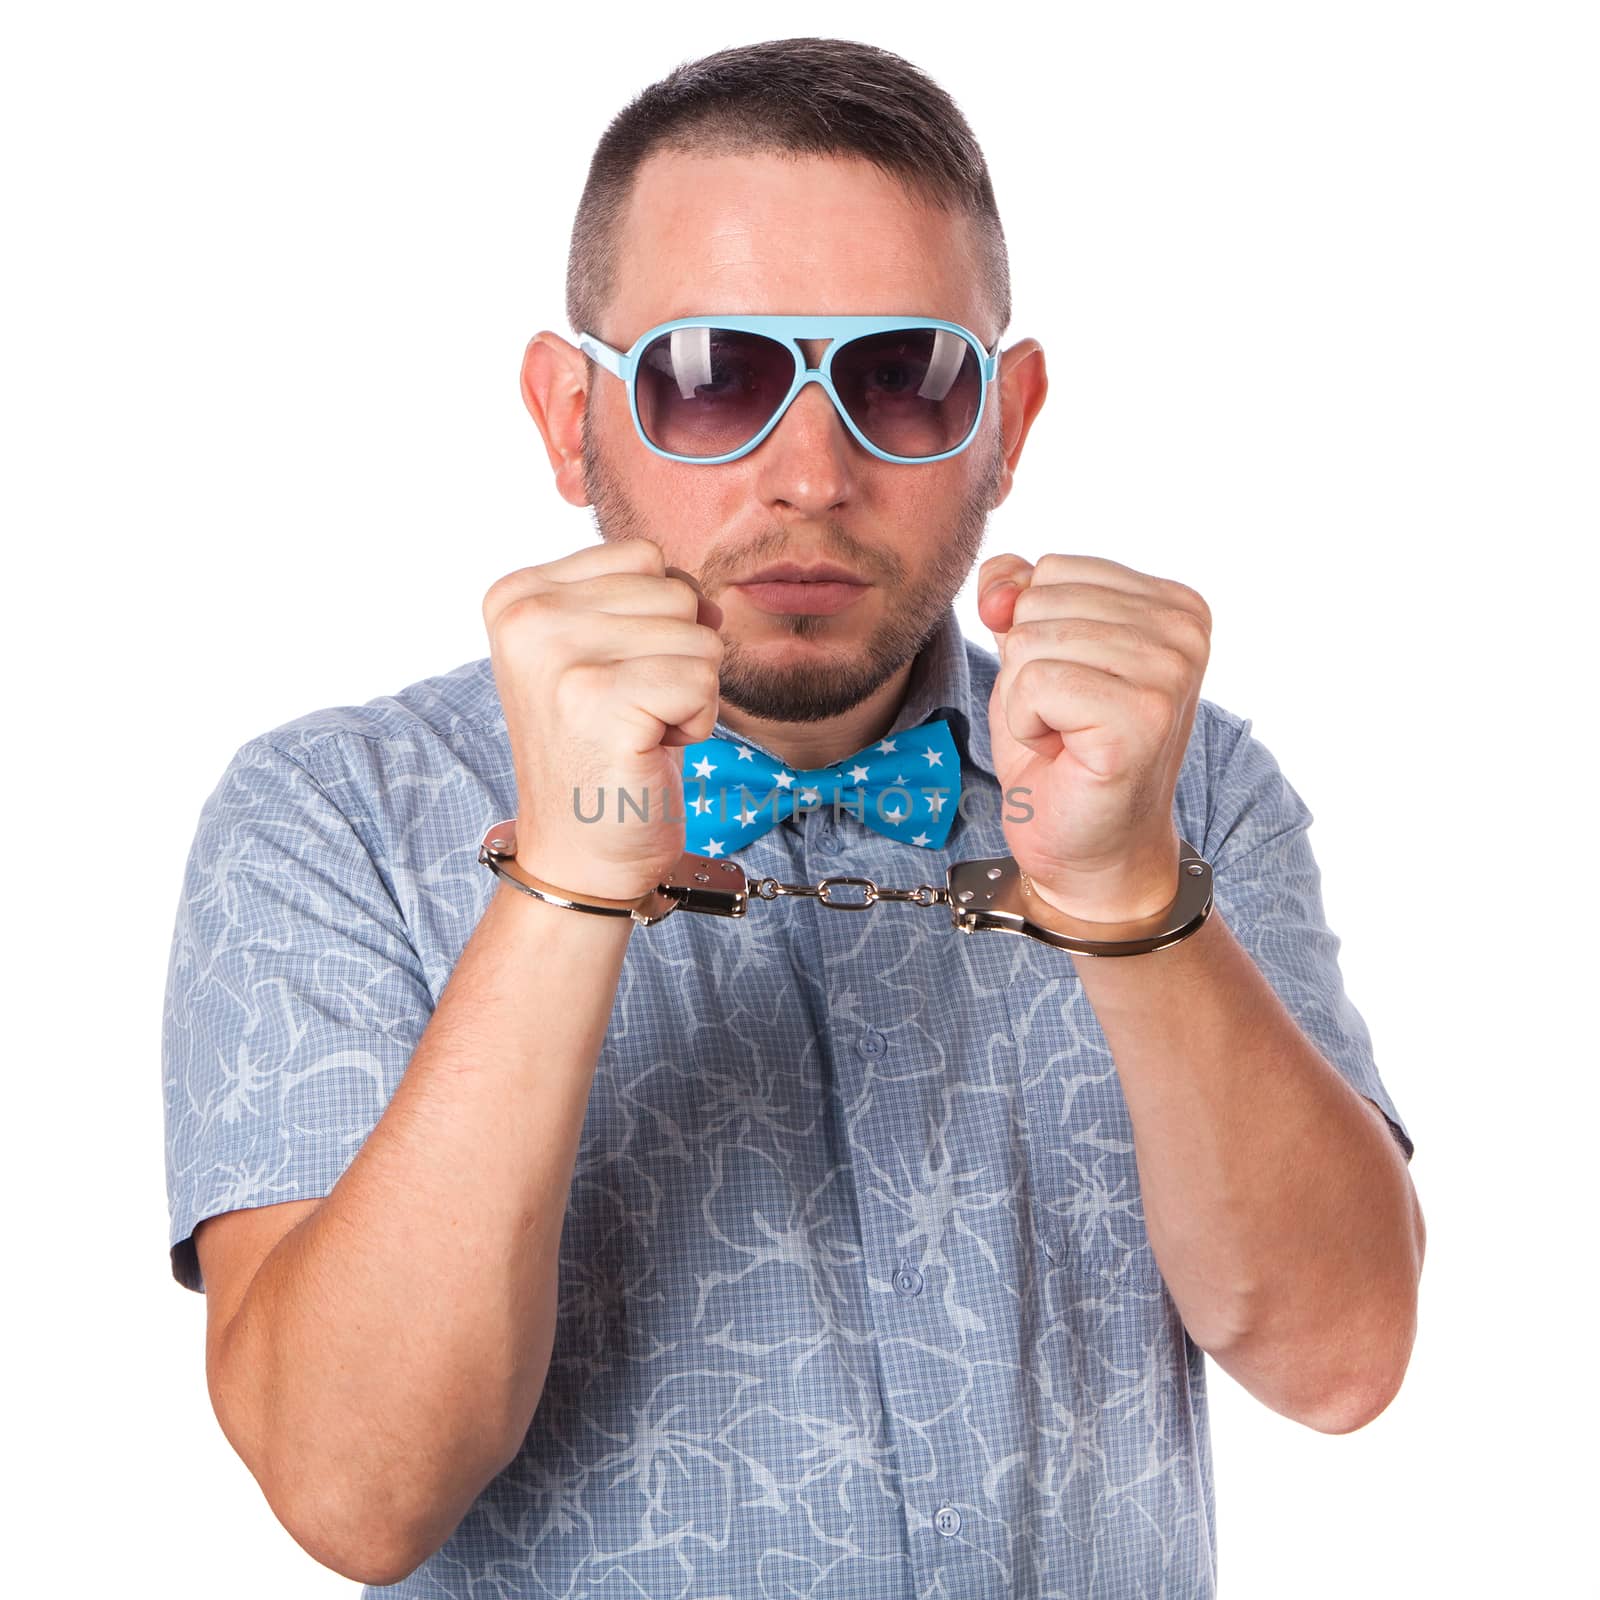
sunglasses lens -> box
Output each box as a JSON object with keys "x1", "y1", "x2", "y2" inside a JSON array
[
  {"x1": 831, "y1": 327, "x2": 983, "y2": 458},
  {"x1": 635, "y1": 327, "x2": 794, "y2": 458},
  {"x1": 631, "y1": 324, "x2": 984, "y2": 460}
]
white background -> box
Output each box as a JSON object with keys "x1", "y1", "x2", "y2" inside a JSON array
[{"x1": 4, "y1": 2, "x2": 1595, "y2": 1593}]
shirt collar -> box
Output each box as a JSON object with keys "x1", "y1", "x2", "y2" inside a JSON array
[{"x1": 882, "y1": 603, "x2": 997, "y2": 783}]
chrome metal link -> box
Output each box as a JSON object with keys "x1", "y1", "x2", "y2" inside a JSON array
[{"x1": 746, "y1": 873, "x2": 951, "y2": 910}]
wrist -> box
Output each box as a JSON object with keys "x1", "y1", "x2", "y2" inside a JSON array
[
  {"x1": 1027, "y1": 837, "x2": 1183, "y2": 925},
  {"x1": 507, "y1": 823, "x2": 663, "y2": 905},
  {"x1": 491, "y1": 871, "x2": 636, "y2": 937}
]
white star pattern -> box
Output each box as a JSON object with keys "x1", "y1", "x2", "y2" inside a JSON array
[{"x1": 683, "y1": 724, "x2": 954, "y2": 850}]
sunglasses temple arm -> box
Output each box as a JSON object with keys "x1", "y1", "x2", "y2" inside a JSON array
[{"x1": 577, "y1": 334, "x2": 627, "y2": 378}]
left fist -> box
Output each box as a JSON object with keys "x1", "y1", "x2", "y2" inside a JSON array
[{"x1": 978, "y1": 552, "x2": 1211, "y2": 922}]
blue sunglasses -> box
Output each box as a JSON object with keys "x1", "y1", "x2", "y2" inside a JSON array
[{"x1": 577, "y1": 314, "x2": 1001, "y2": 466}]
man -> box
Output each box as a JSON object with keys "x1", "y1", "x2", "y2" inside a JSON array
[{"x1": 162, "y1": 36, "x2": 1422, "y2": 1598}]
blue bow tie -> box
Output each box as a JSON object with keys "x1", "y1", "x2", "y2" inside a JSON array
[{"x1": 678, "y1": 717, "x2": 962, "y2": 858}]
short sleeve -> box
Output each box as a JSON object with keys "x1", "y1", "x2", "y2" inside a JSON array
[
  {"x1": 162, "y1": 737, "x2": 435, "y2": 1293},
  {"x1": 1203, "y1": 715, "x2": 1415, "y2": 1164}
]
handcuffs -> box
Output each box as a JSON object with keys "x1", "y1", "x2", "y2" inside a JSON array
[{"x1": 478, "y1": 819, "x2": 1213, "y2": 958}]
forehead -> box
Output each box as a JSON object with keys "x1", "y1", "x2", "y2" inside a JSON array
[{"x1": 606, "y1": 148, "x2": 987, "y2": 342}]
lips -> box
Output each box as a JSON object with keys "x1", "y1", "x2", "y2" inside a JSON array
[
  {"x1": 732, "y1": 577, "x2": 870, "y2": 616},
  {"x1": 736, "y1": 562, "x2": 868, "y2": 586}
]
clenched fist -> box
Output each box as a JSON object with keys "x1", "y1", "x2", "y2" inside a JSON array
[{"x1": 482, "y1": 537, "x2": 725, "y2": 902}]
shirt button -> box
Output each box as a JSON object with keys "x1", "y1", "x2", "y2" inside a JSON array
[
  {"x1": 892, "y1": 1266, "x2": 924, "y2": 1298},
  {"x1": 933, "y1": 1505, "x2": 962, "y2": 1539},
  {"x1": 857, "y1": 1028, "x2": 888, "y2": 1059}
]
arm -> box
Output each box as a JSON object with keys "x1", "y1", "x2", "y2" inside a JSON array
[
  {"x1": 176, "y1": 540, "x2": 722, "y2": 1583},
  {"x1": 206, "y1": 882, "x2": 632, "y2": 1586},
  {"x1": 1066, "y1": 902, "x2": 1424, "y2": 1434},
  {"x1": 971, "y1": 554, "x2": 1419, "y2": 1433}
]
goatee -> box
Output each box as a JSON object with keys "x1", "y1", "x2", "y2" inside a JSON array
[{"x1": 580, "y1": 404, "x2": 1002, "y2": 724}]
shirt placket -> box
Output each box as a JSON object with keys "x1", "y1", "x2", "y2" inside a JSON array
[{"x1": 799, "y1": 807, "x2": 1004, "y2": 1599}]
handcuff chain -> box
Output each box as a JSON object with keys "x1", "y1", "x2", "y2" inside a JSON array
[
  {"x1": 746, "y1": 873, "x2": 950, "y2": 911},
  {"x1": 477, "y1": 821, "x2": 1213, "y2": 954}
]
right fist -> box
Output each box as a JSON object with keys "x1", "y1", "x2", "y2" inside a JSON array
[{"x1": 482, "y1": 538, "x2": 726, "y2": 904}]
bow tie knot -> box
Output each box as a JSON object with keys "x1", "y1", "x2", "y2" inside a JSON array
[{"x1": 678, "y1": 718, "x2": 962, "y2": 858}]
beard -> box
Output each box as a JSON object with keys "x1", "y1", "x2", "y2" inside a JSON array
[{"x1": 579, "y1": 401, "x2": 1002, "y2": 725}]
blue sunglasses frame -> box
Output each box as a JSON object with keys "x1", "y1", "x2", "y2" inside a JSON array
[{"x1": 577, "y1": 314, "x2": 1002, "y2": 466}]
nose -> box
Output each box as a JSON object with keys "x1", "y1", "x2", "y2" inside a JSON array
[
  {"x1": 755, "y1": 357, "x2": 853, "y2": 507},
  {"x1": 797, "y1": 336, "x2": 829, "y2": 370},
  {"x1": 769, "y1": 376, "x2": 852, "y2": 453}
]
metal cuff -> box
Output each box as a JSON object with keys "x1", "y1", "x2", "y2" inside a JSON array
[{"x1": 477, "y1": 819, "x2": 1212, "y2": 954}]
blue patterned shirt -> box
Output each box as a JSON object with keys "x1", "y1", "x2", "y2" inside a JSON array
[{"x1": 162, "y1": 603, "x2": 1414, "y2": 1598}]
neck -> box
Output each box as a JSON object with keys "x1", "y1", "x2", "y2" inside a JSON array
[{"x1": 714, "y1": 658, "x2": 917, "y2": 772}]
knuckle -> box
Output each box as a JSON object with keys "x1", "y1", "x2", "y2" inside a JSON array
[
  {"x1": 482, "y1": 573, "x2": 524, "y2": 623},
  {"x1": 1156, "y1": 597, "x2": 1201, "y2": 630},
  {"x1": 492, "y1": 591, "x2": 563, "y2": 652},
  {"x1": 1004, "y1": 616, "x2": 1039, "y2": 653},
  {"x1": 1169, "y1": 582, "x2": 1211, "y2": 625},
  {"x1": 666, "y1": 655, "x2": 710, "y2": 700},
  {"x1": 1009, "y1": 586, "x2": 1043, "y2": 625},
  {"x1": 666, "y1": 575, "x2": 702, "y2": 618},
  {"x1": 1013, "y1": 615, "x2": 1062, "y2": 655},
  {"x1": 1011, "y1": 581, "x2": 1076, "y2": 627},
  {"x1": 618, "y1": 536, "x2": 665, "y2": 573},
  {"x1": 1156, "y1": 640, "x2": 1191, "y2": 680},
  {"x1": 553, "y1": 659, "x2": 602, "y2": 719},
  {"x1": 1013, "y1": 654, "x2": 1058, "y2": 693},
  {"x1": 1151, "y1": 602, "x2": 1207, "y2": 657},
  {"x1": 1138, "y1": 685, "x2": 1177, "y2": 733},
  {"x1": 499, "y1": 590, "x2": 554, "y2": 628}
]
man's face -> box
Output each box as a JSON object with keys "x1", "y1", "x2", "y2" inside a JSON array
[{"x1": 579, "y1": 149, "x2": 1007, "y2": 725}]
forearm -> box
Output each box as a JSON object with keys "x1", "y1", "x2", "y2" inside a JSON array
[
  {"x1": 1067, "y1": 906, "x2": 1423, "y2": 1431},
  {"x1": 214, "y1": 881, "x2": 631, "y2": 1577}
]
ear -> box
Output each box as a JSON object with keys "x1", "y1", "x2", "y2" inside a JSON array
[
  {"x1": 991, "y1": 337, "x2": 1048, "y2": 511},
  {"x1": 520, "y1": 332, "x2": 592, "y2": 508}
]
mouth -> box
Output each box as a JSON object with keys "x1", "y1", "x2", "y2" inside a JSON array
[{"x1": 731, "y1": 563, "x2": 872, "y2": 617}]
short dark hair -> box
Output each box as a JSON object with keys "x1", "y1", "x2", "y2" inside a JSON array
[{"x1": 565, "y1": 37, "x2": 1011, "y2": 352}]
